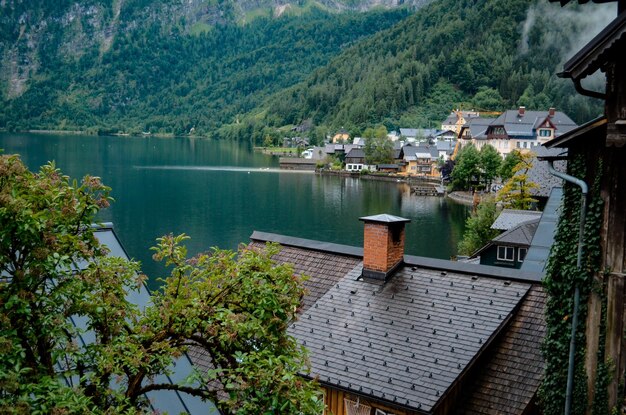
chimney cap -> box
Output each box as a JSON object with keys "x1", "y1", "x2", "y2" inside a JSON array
[{"x1": 359, "y1": 214, "x2": 411, "y2": 224}]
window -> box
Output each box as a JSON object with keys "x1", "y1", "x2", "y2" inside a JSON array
[
  {"x1": 519, "y1": 248, "x2": 527, "y2": 261},
  {"x1": 497, "y1": 246, "x2": 515, "y2": 261},
  {"x1": 539, "y1": 129, "x2": 552, "y2": 137}
]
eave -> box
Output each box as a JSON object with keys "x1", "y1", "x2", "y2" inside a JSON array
[
  {"x1": 543, "y1": 116, "x2": 607, "y2": 148},
  {"x1": 559, "y1": 12, "x2": 626, "y2": 81}
]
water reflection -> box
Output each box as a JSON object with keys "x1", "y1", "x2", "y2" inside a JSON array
[{"x1": 0, "y1": 133, "x2": 468, "y2": 288}]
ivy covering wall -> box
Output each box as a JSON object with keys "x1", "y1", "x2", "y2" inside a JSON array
[{"x1": 540, "y1": 154, "x2": 606, "y2": 414}]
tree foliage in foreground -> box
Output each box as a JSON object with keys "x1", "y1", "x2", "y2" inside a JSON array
[{"x1": 0, "y1": 154, "x2": 322, "y2": 414}]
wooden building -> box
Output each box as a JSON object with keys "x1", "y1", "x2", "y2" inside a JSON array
[{"x1": 545, "y1": 0, "x2": 626, "y2": 410}]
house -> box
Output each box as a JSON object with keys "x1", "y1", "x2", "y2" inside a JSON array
[
  {"x1": 333, "y1": 128, "x2": 351, "y2": 143},
  {"x1": 435, "y1": 140, "x2": 456, "y2": 161},
  {"x1": 541, "y1": 3, "x2": 626, "y2": 407},
  {"x1": 399, "y1": 128, "x2": 438, "y2": 143},
  {"x1": 345, "y1": 148, "x2": 371, "y2": 172},
  {"x1": 473, "y1": 219, "x2": 539, "y2": 269},
  {"x1": 458, "y1": 117, "x2": 496, "y2": 151},
  {"x1": 434, "y1": 130, "x2": 457, "y2": 142},
  {"x1": 401, "y1": 145, "x2": 440, "y2": 177},
  {"x1": 247, "y1": 214, "x2": 547, "y2": 415},
  {"x1": 484, "y1": 107, "x2": 577, "y2": 156},
  {"x1": 441, "y1": 110, "x2": 480, "y2": 135}
]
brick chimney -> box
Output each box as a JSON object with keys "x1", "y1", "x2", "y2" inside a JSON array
[
  {"x1": 548, "y1": 107, "x2": 556, "y2": 117},
  {"x1": 518, "y1": 106, "x2": 526, "y2": 117},
  {"x1": 359, "y1": 214, "x2": 411, "y2": 281}
]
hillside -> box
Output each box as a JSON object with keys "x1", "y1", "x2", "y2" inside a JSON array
[
  {"x1": 0, "y1": 0, "x2": 610, "y2": 138},
  {"x1": 0, "y1": 1, "x2": 415, "y2": 134},
  {"x1": 236, "y1": 0, "x2": 609, "y2": 142}
]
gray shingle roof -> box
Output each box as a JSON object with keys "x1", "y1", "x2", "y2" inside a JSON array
[
  {"x1": 249, "y1": 240, "x2": 362, "y2": 311},
  {"x1": 523, "y1": 147, "x2": 567, "y2": 197},
  {"x1": 464, "y1": 117, "x2": 496, "y2": 139},
  {"x1": 491, "y1": 210, "x2": 543, "y2": 231},
  {"x1": 492, "y1": 219, "x2": 540, "y2": 246},
  {"x1": 491, "y1": 110, "x2": 577, "y2": 138},
  {"x1": 521, "y1": 187, "x2": 562, "y2": 274},
  {"x1": 457, "y1": 285, "x2": 546, "y2": 414},
  {"x1": 289, "y1": 265, "x2": 530, "y2": 413}
]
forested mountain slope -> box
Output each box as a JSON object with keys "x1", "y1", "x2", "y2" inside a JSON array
[
  {"x1": 0, "y1": 1, "x2": 412, "y2": 134},
  {"x1": 0, "y1": 0, "x2": 610, "y2": 138},
  {"x1": 241, "y1": 0, "x2": 609, "y2": 140}
]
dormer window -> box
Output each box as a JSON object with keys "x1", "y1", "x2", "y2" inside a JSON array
[{"x1": 538, "y1": 129, "x2": 553, "y2": 138}]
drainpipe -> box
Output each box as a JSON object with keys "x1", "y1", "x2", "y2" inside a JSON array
[{"x1": 546, "y1": 160, "x2": 588, "y2": 415}]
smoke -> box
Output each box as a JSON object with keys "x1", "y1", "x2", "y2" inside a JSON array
[{"x1": 519, "y1": 1, "x2": 616, "y2": 65}]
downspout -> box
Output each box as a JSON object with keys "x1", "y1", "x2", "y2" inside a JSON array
[{"x1": 546, "y1": 160, "x2": 588, "y2": 415}]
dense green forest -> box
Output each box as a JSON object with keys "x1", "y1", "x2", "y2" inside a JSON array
[
  {"x1": 0, "y1": 0, "x2": 606, "y2": 142},
  {"x1": 240, "y1": 0, "x2": 605, "y2": 141},
  {"x1": 0, "y1": 5, "x2": 409, "y2": 135}
]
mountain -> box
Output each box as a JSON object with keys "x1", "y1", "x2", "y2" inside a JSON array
[
  {"x1": 0, "y1": 0, "x2": 418, "y2": 134},
  {"x1": 0, "y1": 0, "x2": 608, "y2": 138},
  {"x1": 235, "y1": 0, "x2": 609, "y2": 141}
]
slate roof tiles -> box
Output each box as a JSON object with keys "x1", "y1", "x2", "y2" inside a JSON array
[
  {"x1": 458, "y1": 285, "x2": 547, "y2": 414},
  {"x1": 289, "y1": 264, "x2": 531, "y2": 413}
]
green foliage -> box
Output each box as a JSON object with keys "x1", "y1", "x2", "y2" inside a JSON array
[
  {"x1": 479, "y1": 144, "x2": 502, "y2": 187},
  {"x1": 457, "y1": 195, "x2": 499, "y2": 256},
  {"x1": 363, "y1": 125, "x2": 392, "y2": 164},
  {"x1": 1, "y1": 6, "x2": 407, "y2": 136},
  {"x1": 499, "y1": 150, "x2": 522, "y2": 182},
  {"x1": 497, "y1": 151, "x2": 538, "y2": 209},
  {"x1": 451, "y1": 144, "x2": 481, "y2": 190},
  {"x1": 471, "y1": 86, "x2": 505, "y2": 111},
  {"x1": 255, "y1": 0, "x2": 602, "y2": 133},
  {"x1": 0, "y1": 154, "x2": 322, "y2": 414},
  {"x1": 539, "y1": 154, "x2": 604, "y2": 415}
]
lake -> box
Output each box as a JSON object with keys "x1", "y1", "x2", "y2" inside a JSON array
[{"x1": 0, "y1": 133, "x2": 468, "y2": 288}]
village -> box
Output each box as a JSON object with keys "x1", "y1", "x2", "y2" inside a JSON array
[
  {"x1": 1, "y1": 1, "x2": 625, "y2": 415},
  {"x1": 278, "y1": 106, "x2": 577, "y2": 182}
]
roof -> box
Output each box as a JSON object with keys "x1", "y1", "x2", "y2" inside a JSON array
[
  {"x1": 443, "y1": 111, "x2": 480, "y2": 126},
  {"x1": 400, "y1": 128, "x2": 438, "y2": 139},
  {"x1": 403, "y1": 145, "x2": 438, "y2": 160},
  {"x1": 436, "y1": 140, "x2": 456, "y2": 152},
  {"x1": 456, "y1": 285, "x2": 546, "y2": 414},
  {"x1": 462, "y1": 117, "x2": 496, "y2": 140},
  {"x1": 492, "y1": 219, "x2": 539, "y2": 246},
  {"x1": 559, "y1": 11, "x2": 626, "y2": 81},
  {"x1": 248, "y1": 230, "x2": 546, "y2": 414},
  {"x1": 544, "y1": 116, "x2": 607, "y2": 148},
  {"x1": 521, "y1": 187, "x2": 563, "y2": 274},
  {"x1": 249, "y1": 234, "x2": 362, "y2": 311},
  {"x1": 289, "y1": 264, "x2": 531, "y2": 413},
  {"x1": 345, "y1": 148, "x2": 366, "y2": 159},
  {"x1": 491, "y1": 209, "x2": 543, "y2": 231},
  {"x1": 490, "y1": 110, "x2": 577, "y2": 138},
  {"x1": 523, "y1": 147, "x2": 567, "y2": 197}
]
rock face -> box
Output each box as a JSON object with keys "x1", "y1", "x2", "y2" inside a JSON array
[{"x1": 0, "y1": 0, "x2": 429, "y2": 98}]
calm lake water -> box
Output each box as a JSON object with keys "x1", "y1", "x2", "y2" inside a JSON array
[{"x1": 0, "y1": 133, "x2": 468, "y2": 288}]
